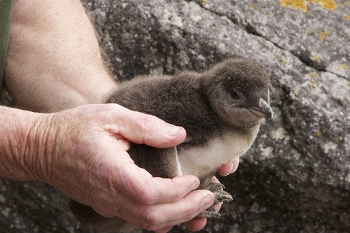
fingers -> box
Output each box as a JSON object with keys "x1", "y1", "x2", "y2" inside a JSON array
[
  {"x1": 217, "y1": 157, "x2": 240, "y2": 176},
  {"x1": 92, "y1": 162, "x2": 214, "y2": 231},
  {"x1": 142, "y1": 190, "x2": 214, "y2": 231},
  {"x1": 59, "y1": 104, "x2": 216, "y2": 231},
  {"x1": 119, "y1": 189, "x2": 214, "y2": 231},
  {"x1": 93, "y1": 173, "x2": 214, "y2": 231},
  {"x1": 217, "y1": 162, "x2": 233, "y2": 176},
  {"x1": 184, "y1": 176, "x2": 224, "y2": 232},
  {"x1": 106, "y1": 104, "x2": 186, "y2": 148},
  {"x1": 183, "y1": 217, "x2": 207, "y2": 232},
  {"x1": 115, "y1": 163, "x2": 200, "y2": 205}
]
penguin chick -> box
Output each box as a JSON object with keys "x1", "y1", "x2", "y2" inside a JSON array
[{"x1": 70, "y1": 57, "x2": 273, "y2": 233}]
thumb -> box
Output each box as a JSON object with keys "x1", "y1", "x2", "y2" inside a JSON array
[{"x1": 110, "y1": 104, "x2": 186, "y2": 148}]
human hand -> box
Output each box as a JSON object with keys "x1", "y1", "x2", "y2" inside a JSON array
[
  {"x1": 28, "y1": 104, "x2": 214, "y2": 232},
  {"x1": 218, "y1": 157, "x2": 240, "y2": 177}
]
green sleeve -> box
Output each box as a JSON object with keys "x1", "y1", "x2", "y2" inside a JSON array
[{"x1": 0, "y1": 0, "x2": 14, "y2": 95}]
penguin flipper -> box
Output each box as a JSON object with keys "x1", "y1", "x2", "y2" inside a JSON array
[{"x1": 129, "y1": 144, "x2": 181, "y2": 178}]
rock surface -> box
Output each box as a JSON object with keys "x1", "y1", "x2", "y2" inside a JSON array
[{"x1": 1, "y1": 0, "x2": 349, "y2": 232}]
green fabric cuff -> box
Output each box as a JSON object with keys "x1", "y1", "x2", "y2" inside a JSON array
[{"x1": 0, "y1": 0, "x2": 14, "y2": 95}]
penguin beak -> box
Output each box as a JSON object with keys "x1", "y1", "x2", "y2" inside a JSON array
[{"x1": 248, "y1": 98, "x2": 273, "y2": 119}]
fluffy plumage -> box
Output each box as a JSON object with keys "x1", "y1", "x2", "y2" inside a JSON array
[{"x1": 70, "y1": 57, "x2": 273, "y2": 232}]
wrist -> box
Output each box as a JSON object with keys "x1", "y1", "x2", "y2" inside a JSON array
[
  {"x1": 0, "y1": 106, "x2": 55, "y2": 181},
  {"x1": 24, "y1": 113, "x2": 57, "y2": 182}
]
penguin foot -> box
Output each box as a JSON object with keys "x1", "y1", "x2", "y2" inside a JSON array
[
  {"x1": 209, "y1": 183, "x2": 233, "y2": 203},
  {"x1": 196, "y1": 183, "x2": 233, "y2": 219},
  {"x1": 196, "y1": 206, "x2": 221, "y2": 219}
]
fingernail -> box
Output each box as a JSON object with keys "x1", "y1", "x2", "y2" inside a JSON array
[
  {"x1": 222, "y1": 163, "x2": 234, "y2": 176},
  {"x1": 228, "y1": 163, "x2": 235, "y2": 175},
  {"x1": 167, "y1": 126, "x2": 182, "y2": 136},
  {"x1": 190, "y1": 177, "x2": 200, "y2": 190},
  {"x1": 230, "y1": 161, "x2": 239, "y2": 174},
  {"x1": 182, "y1": 175, "x2": 200, "y2": 190}
]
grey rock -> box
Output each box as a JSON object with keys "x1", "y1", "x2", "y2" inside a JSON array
[{"x1": 1, "y1": 0, "x2": 349, "y2": 232}]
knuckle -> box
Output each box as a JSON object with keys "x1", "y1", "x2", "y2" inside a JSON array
[
  {"x1": 89, "y1": 199, "x2": 115, "y2": 218},
  {"x1": 88, "y1": 181, "x2": 123, "y2": 218},
  {"x1": 140, "y1": 114, "x2": 158, "y2": 132},
  {"x1": 138, "y1": 188, "x2": 157, "y2": 206},
  {"x1": 141, "y1": 208, "x2": 164, "y2": 231},
  {"x1": 182, "y1": 197, "x2": 207, "y2": 221},
  {"x1": 93, "y1": 207, "x2": 115, "y2": 218}
]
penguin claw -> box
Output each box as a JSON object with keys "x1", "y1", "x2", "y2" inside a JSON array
[
  {"x1": 196, "y1": 210, "x2": 221, "y2": 219},
  {"x1": 196, "y1": 205, "x2": 221, "y2": 219},
  {"x1": 196, "y1": 183, "x2": 233, "y2": 219},
  {"x1": 208, "y1": 183, "x2": 233, "y2": 203}
]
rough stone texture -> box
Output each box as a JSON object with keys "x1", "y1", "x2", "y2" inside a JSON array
[{"x1": 1, "y1": 0, "x2": 349, "y2": 232}]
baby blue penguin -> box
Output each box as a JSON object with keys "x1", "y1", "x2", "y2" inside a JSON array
[{"x1": 70, "y1": 57, "x2": 273, "y2": 232}]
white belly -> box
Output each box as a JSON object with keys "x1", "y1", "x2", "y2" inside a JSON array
[{"x1": 176, "y1": 128, "x2": 259, "y2": 178}]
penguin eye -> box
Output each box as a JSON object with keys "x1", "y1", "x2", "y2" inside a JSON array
[{"x1": 230, "y1": 90, "x2": 240, "y2": 99}]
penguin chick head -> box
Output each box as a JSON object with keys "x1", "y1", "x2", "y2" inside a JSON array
[{"x1": 201, "y1": 57, "x2": 273, "y2": 129}]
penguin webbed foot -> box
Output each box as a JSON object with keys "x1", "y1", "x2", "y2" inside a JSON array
[
  {"x1": 210, "y1": 183, "x2": 233, "y2": 203},
  {"x1": 196, "y1": 183, "x2": 233, "y2": 219},
  {"x1": 196, "y1": 205, "x2": 221, "y2": 218}
]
